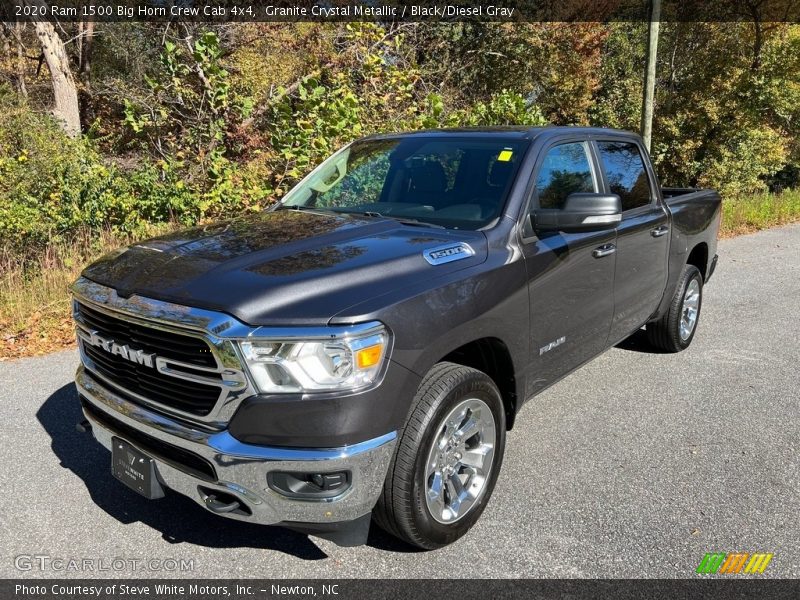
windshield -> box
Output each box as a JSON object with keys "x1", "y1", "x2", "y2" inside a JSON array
[{"x1": 279, "y1": 137, "x2": 529, "y2": 230}]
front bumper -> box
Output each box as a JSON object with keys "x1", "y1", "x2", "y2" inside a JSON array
[{"x1": 76, "y1": 366, "x2": 396, "y2": 528}]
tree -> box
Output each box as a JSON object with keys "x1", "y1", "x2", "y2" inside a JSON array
[{"x1": 27, "y1": 10, "x2": 80, "y2": 137}]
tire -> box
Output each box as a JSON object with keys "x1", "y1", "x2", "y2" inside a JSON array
[
  {"x1": 647, "y1": 264, "x2": 704, "y2": 352},
  {"x1": 373, "y1": 362, "x2": 506, "y2": 549}
]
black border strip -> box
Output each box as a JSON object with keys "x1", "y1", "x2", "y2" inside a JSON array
[
  {"x1": 3, "y1": 0, "x2": 800, "y2": 23},
  {"x1": 4, "y1": 579, "x2": 800, "y2": 600}
]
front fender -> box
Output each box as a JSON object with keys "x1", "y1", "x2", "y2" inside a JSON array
[{"x1": 332, "y1": 256, "x2": 530, "y2": 409}]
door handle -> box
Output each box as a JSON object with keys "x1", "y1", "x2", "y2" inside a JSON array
[
  {"x1": 592, "y1": 243, "x2": 616, "y2": 258},
  {"x1": 650, "y1": 225, "x2": 670, "y2": 237}
]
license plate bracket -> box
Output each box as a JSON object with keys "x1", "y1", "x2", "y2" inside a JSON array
[{"x1": 111, "y1": 437, "x2": 165, "y2": 499}]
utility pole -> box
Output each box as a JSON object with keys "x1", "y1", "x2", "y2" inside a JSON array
[{"x1": 641, "y1": 0, "x2": 661, "y2": 152}]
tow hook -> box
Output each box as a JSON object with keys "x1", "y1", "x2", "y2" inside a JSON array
[
  {"x1": 75, "y1": 420, "x2": 92, "y2": 433},
  {"x1": 200, "y1": 489, "x2": 244, "y2": 514},
  {"x1": 204, "y1": 495, "x2": 240, "y2": 514}
]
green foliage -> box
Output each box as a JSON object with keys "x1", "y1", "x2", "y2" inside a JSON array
[
  {"x1": 697, "y1": 126, "x2": 787, "y2": 198},
  {"x1": 264, "y1": 24, "x2": 549, "y2": 195},
  {"x1": 263, "y1": 23, "x2": 433, "y2": 194},
  {"x1": 452, "y1": 90, "x2": 548, "y2": 127},
  {"x1": 122, "y1": 31, "x2": 269, "y2": 216},
  {"x1": 268, "y1": 76, "x2": 362, "y2": 182},
  {"x1": 590, "y1": 23, "x2": 647, "y2": 130},
  {"x1": 651, "y1": 23, "x2": 799, "y2": 197},
  {"x1": 123, "y1": 32, "x2": 245, "y2": 157},
  {"x1": 0, "y1": 79, "x2": 265, "y2": 259},
  {"x1": 411, "y1": 23, "x2": 607, "y2": 125},
  {"x1": 0, "y1": 87, "x2": 133, "y2": 255}
]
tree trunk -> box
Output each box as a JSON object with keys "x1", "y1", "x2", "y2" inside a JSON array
[
  {"x1": 15, "y1": 22, "x2": 28, "y2": 97},
  {"x1": 0, "y1": 24, "x2": 10, "y2": 82},
  {"x1": 640, "y1": 0, "x2": 661, "y2": 152},
  {"x1": 2, "y1": 22, "x2": 28, "y2": 97},
  {"x1": 751, "y1": 19, "x2": 763, "y2": 71},
  {"x1": 79, "y1": 20, "x2": 94, "y2": 82},
  {"x1": 33, "y1": 20, "x2": 81, "y2": 137},
  {"x1": 77, "y1": 20, "x2": 95, "y2": 129}
]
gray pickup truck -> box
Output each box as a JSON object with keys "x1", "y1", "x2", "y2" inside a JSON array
[{"x1": 72, "y1": 127, "x2": 721, "y2": 549}]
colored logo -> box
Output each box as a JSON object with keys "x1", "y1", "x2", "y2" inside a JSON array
[{"x1": 696, "y1": 552, "x2": 774, "y2": 574}]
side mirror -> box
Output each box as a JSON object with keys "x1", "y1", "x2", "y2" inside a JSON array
[{"x1": 531, "y1": 193, "x2": 622, "y2": 233}]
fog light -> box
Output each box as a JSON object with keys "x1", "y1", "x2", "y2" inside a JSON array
[{"x1": 268, "y1": 471, "x2": 351, "y2": 500}]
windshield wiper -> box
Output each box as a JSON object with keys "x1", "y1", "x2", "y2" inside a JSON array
[
  {"x1": 355, "y1": 211, "x2": 446, "y2": 229},
  {"x1": 278, "y1": 205, "x2": 446, "y2": 229},
  {"x1": 274, "y1": 204, "x2": 340, "y2": 216},
  {"x1": 274, "y1": 204, "x2": 318, "y2": 211}
]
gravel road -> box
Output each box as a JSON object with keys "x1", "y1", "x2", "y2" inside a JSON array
[{"x1": 1, "y1": 224, "x2": 798, "y2": 578}]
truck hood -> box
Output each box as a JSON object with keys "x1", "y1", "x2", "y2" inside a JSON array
[{"x1": 82, "y1": 210, "x2": 487, "y2": 325}]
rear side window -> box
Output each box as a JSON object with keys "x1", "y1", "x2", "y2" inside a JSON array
[
  {"x1": 596, "y1": 141, "x2": 652, "y2": 211},
  {"x1": 535, "y1": 142, "x2": 596, "y2": 209}
]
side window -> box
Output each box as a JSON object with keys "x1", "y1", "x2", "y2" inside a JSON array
[
  {"x1": 596, "y1": 141, "x2": 652, "y2": 211},
  {"x1": 535, "y1": 142, "x2": 596, "y2": 209}
]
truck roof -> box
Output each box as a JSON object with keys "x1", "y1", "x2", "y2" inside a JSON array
[{"x1": 363, "y1": 126, "x2": 641, "y2": 142}]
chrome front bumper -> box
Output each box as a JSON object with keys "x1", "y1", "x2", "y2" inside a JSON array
[{"x1": 76, "y1": 366, "x2": 397, "y2": 526}]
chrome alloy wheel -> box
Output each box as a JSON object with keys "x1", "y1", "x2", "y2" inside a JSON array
[
  {"x1": 424, "y1": 397, "x2": 497, "y2": 524},
  {"x1": 680, "y1": 278, "x2": 701, "y2": 341}
]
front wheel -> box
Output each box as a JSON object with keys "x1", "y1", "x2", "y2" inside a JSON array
[
  {"x1": 647, "y1": 264, "x2": 704, "y2": 352},
  {"x1": 373, "y1": 362, "x2": 506, "y2": 549}
]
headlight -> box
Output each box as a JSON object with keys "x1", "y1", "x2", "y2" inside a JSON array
[{"x1": 238, "y1": 324, "x2": 389, "y2": 393}]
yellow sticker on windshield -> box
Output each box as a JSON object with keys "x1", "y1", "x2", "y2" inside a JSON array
[{"x1": 498, "y1": 149, "x2": 513, "y2": 162}]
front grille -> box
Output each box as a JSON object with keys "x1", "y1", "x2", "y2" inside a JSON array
[
  {"x1": 81, "y1": 396, "x2": 217, "y2": 482},
  {"x1": 76, "y1": 302, "x2": 222, "y2": 416},
  {"x1": 77, "y1": 303, "x2": 215, "y2": 367}
]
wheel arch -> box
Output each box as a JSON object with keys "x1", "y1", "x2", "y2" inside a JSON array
[
  {"x1": 438, "y1": 337, "x2": 518, "y2": 430},
  {"x1": 687, "y1": 242, "x2": 709, "y2": 281}
]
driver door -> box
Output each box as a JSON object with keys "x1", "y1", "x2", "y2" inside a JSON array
[{"x1": 520, "y1": 140, "x2": 617, "y2": 394}]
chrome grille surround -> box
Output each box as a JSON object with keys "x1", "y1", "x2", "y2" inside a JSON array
[{"x1": 72, "y1": 277, "x2": 253, "y2": 428}]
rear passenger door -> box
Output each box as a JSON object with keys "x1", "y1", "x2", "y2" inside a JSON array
[{"x1": 595, "y1": 140, "x2": 670, "y2": 343}]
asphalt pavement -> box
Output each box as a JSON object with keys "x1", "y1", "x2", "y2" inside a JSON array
[{"x1": 1, "y1": 224, "x2": 798, "y2": 578}]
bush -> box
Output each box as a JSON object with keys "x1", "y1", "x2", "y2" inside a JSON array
[
  {"x1": 451, "y1": 89, "x2": 548, "y2": 127},
  {"x1": 0, "y1": 87, "x2": 135, "y2": 257},
  {"x1": 0, "y1": 83, "x2": 270, "y2": 262},
  {"x1": 122, "y1": 31, "x2": 272, "y2": 211},
  {"x1": 697, "y1": 126, "x2": 788, "y2": 199}
]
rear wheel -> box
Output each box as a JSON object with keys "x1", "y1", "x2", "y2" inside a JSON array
[
  {"x1": 647, "y1": 264, "x2": 704, "y2": 352},
  {"x1": 373, "y1": 362, "x2": 506, "y2": 549}
]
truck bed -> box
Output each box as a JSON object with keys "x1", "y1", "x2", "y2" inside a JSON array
[
  {"x1": 661, "y1": 187, "x2": 715, "y2": 201},
  {"x1": 661, "y1": 186, "x2": 721, "y2": 295}
]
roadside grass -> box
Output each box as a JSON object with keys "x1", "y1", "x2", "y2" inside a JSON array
[
  {"x1": 1, "y1": 189, "x2": 799, "y2": 360},
  {"x1": 720, "y1": 189, "x2": 800, "y2": 237},
  {"x1": 0, "y1": 225, "x2": 176, "y2": 360}
]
